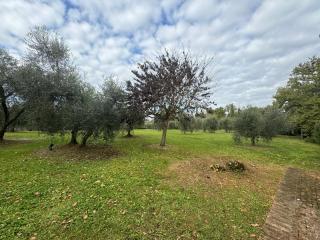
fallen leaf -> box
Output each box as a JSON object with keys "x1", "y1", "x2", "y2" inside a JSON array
[{"x1": 251, "y1": 223, "x2": 259, "y2": 227}]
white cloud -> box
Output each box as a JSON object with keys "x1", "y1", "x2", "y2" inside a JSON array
[
  {"x1": 0, "y1": 0, "x2": 65, "y2": 50},
  {"x1": 1, "y1": 0, "x2": 320, "y2": 106}
]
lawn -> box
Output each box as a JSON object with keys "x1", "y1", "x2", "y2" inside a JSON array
[{"x1": 1, "y1": 130, "x2": 319, "y2": 239}]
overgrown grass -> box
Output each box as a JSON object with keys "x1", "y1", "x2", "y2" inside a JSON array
[{"x1": 0, "y1": 130, "x2": 319, "y2": 239}]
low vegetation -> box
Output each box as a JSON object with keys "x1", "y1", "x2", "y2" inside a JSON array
[
  {"x1": 1, "y1": 130, "x2": 319, "y2": 239},
  {"x1": 0, "y1": 23, "x2": 319, "y2": 240}
]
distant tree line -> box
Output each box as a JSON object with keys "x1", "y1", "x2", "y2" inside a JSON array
[{"x1": 1, "y1": 26, "x2": 318, "y2": 147}]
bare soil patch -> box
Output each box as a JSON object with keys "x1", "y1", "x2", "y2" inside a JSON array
[
  {"x1": 165, "y1": 156, "x2": 284, "y2": 198},
  {"x1": 35, "y1": 144, "x2": 120, "y2": 161},
  {"x1": 0, "y1": 139, "x2": 32, "y2": 146}
]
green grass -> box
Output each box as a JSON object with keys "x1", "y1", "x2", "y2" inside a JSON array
[{"x1": 0, "y1": 130, "x2": 319, "y2": 239}]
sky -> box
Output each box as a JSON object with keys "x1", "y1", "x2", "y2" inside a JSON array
[{"x1": 0, "y1": 0, "x2": 319, "y2": 107}]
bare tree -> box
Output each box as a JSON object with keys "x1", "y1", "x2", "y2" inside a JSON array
[{"x1": 127, "y1": 50, "x2": 213, "y2": 146}]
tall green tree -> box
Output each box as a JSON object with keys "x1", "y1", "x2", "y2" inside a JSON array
[
  {"x1": 275, "y1": 57, "x2": 320, "y2": 137},
  {"x1": 24, "y1": 26, "x2": 81, "y2": 136}
]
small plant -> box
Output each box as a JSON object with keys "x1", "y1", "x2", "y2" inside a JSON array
[
  {"x1": 210, "y1": 164, "x2": 226, "y2": 172},
  {"x1": 210, "y1": 161, "x2": 245, "y2": 172},
  {"x1": 233, "y1": 132, "x2": 242, "y2": 144},
  {"x1": 312, "y1": 122, "x2": 320, "y2": 144},
  {"x1": 226, "y1": 161, "x2": 245, "y2": 172}
]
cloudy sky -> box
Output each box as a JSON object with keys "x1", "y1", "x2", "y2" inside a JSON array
[{"x1": 0, "y1": 0, "x2": 319, "y2": 107}]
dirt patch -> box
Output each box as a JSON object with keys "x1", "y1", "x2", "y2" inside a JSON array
[
  {"x1": 165, "y1": 156, "x2": 284, "y2": 198},
  {"x1": 0, "y1": 139, "x2": 32, "y2": 146},
  {"x1": 35, "y1": 144, "x2": 120, "y2": 161}
]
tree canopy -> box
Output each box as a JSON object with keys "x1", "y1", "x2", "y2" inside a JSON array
[
  {"x1": 275, "y1": 57, "x2": 320, "y2": 137},
  {"x1": 127, "y1": 50, "x2": 213, "y2": 146}
]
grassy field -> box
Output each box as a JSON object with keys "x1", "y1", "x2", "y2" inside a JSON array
[{"x1": 1, "y1": 130, "x2": 320, "y2": 239}]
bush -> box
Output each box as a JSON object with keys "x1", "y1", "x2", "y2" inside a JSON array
[
  {"x1": 168, "y1": 120, "x2": 179, "y2": 129},
  {"x1": 220, "y1": 117, "x2": 233, "y2": 132},
  {"x1": 193, "y1": 117, "x2": 204, "y2": 131},
  {"x1": 210, "y1": 161, "x2": 245, "y2": 172},
  {"x1": 226, "y1": 161, "x2": 245, "y2": 172},
  {"x1": 233, "y1": 107, "x2": 263, "y2": 145},
  {"x1": 204, "y1": 116, "x2": 218, "y2": 133},
  {"x1": 233, "y1": 132, "x2": 242, "y2": 144},
  {"x1": 178, "y1": 114, "x2": 194, "y2": 133}
]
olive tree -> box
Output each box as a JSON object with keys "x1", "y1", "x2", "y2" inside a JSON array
[
  {"x1": 104, "y1": 78, "x2": 145, "y2": 138},
  {"x1": 220, "y1": 117, "x2": 233, "y2": 132},
  {"x1": 233, "y1": 107, "x2": 264, "y2": 145},
  {"x1": 233, "y1": 106, "x2": 285, "y2": 145},
  {"x1": 203, "y1": 116, "x2": 218, "y2": 133},
  {"x1": 23, "y1": 26, "x2": 81, "y2": 136},
  {"x1": 0, "y1": 49, "x2": 25, "y2": 141},
  {"x1": 178, "y1": 113, "x2": 195, "y2": 133},
  {"x1": 260, "y1": 106, "x2": 286, "y2": 141},
  {"x1": 127, "y1": 50, "x2": 212, "y2": 146},
  {"x1": 78, "y1": 79, "x2": 123, "y2": 147}
]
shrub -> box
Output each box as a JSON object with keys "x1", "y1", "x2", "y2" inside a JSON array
[
  {"x1": 168, "y1": 120, "x2": 179, "y2": 129},
  {"x1": 226, "y1": 161, "x2": 245, "y2": 172},
  {"x1": 312, "y1": 122, "x2": 320, "y2": 144},
  {"x1": 204, "y1": 116, "x2": 218, "y2": 133},
  {"x1": 233, "y1": 107, "x2": 263, "y2": 145},
  {"x1": 220, "y1": 117, "x2": 233, "y2": 132},
  {"x1": 233, "y1": 132, "x2": 242, "y2": 144}
]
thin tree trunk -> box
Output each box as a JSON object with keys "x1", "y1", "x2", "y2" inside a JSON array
[
  {"x1": 0, "y1": 106, "x2": 24, "y2": 142},
  {"x1": 251, "y1": 137, "x2": 256, "y2": 146},
  {"x1": 0, "y1": 128, "x2": 5, "y2": 142},
  {"x1": 80, "y1": 130, "x2": 93, "y2": 147},
  {"x1": 69, "y1": 127, "x2": 78, "y2": 145},
  {"x1": 160, "y1": 121, "x2": 169, "y2": 146},
  {"x1": 126, "y1": 129, "x2": 132, "y2": 137}
]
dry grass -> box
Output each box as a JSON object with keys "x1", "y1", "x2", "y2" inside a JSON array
[
  {"x1": 165, "y1": 156, "x2": 285, "y2": 199},
  {"x1": 35, "y1": 144, "x2": 120, "y2": 161}
]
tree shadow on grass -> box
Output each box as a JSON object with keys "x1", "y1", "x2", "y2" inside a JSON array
[{"x1": 34, "y1": 144, "x2": 120, "y2": 161}]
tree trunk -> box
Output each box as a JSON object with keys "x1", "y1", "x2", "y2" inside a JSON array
[
  {"x1": 0, "y1": 128, "x2": 5, "y2": 142},
  {"x1": 0, "y1": 94, "x2": 24, "y2": 142},
  {"x1": 160, "y1": 121, "x2": 169, "y2": 146},
  {"x1": 126, "y1": 129, "x2": 132, "y2": 137},
  {"x1": 251, "y1": 137, "x2": 256, "y2": 146},
  {"x1": 80, "y1": 130, "x2": 93, "y2": 147},
  {"x1": 69, "y1": 127, "x2": 78, "y2": 145}
]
